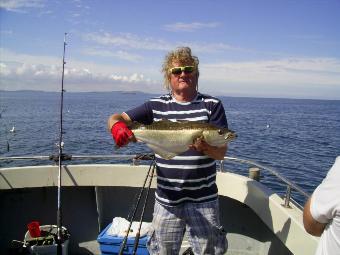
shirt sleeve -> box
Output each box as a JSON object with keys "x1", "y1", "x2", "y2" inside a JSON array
[
  {"x1": 310, "y1": 156, "x2": 340, "y2": 224},
  {"x1": 209, "y1": 100, "x2": 228, "y2": 129},
  {"x1": 124, "y1": 101, "x2": 153, "y2": 125}
]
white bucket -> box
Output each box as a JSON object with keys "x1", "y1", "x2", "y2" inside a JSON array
[{"x1": 24, "y1": 225, "x2": 69, "y2": 255}]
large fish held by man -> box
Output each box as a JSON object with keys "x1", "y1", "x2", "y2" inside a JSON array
[{"x1": 129, "y1": 120, "x2": 236, "y2": 159}]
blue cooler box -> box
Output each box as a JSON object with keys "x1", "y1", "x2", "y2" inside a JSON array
[{"x1": 97, "y1": 223, "x2": 149, "y2": 255}]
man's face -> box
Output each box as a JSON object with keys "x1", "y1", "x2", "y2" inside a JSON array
[{"x1": 169, "y1": 62, "x2": 198, "y2": 93}]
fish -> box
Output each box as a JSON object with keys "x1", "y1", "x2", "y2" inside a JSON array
[{"x1": 130, "y1": 120, "x2": 236, "y2": 159}]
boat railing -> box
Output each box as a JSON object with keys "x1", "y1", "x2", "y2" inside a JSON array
[
  {"x1": 0, "y1": 154, "x2": 155, "y2": 164},
  {"x1": 221, "y1": 156, "x2": 310, "y2": 209},
  {"x1": 0, "y1": 154, "x2": 309, "y2": 208}
]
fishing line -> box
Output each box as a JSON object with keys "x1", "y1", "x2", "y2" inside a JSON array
[{"x1": 118, "y1": 159, "x2": 156, "y2": 255}]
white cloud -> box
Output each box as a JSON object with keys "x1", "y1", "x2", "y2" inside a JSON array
[
  {"x1": 0, "y1": 62, "x2": 11, "y2": 76},
  {"x1": 0, "y1": 0, "x2": 44, "y2": 12},
  {"x1": 1, "y1": 47, "x2": 339, "y2": 98},
  {"x1": 83, "y1": 32, "x2": 172, "y2": 51},
  {"x1": 199, "y1": 58, "x2": 340, "y2": 99},
  {"x1": 0, "y1": 61, "x2": 158, "y2": 92},
  {"x1": 201, "y1": 57, "x2": 340, "y2": 86},
  {"x1": 109, "y1": 73, "x2": 144, "y2": 83},
  {"x1": 0, "y1": 48, "x2": 158, "y2": 92},
  {"x1": 163, "y1": 22, "x2": 220, "y2": 32},
  {"x1": 189, "y1": 42, "x2": 241, "y2": 53},
  {"x1": 83, "y1": 48, "x2": 143, "y2": 63},
  {"x1": 0, "y1": 47, "x2": 135, "y2": 74},
  {"x1": 83, "y1": 32, "x2": 241, "y2": 53}
]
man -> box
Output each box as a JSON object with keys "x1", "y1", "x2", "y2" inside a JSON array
[
  {"x1": 108, "y1": 47, "x2": 228, "y2": 254},
  {"x1": 303, "y1": 156, "x2": 340, "y2": 255}
]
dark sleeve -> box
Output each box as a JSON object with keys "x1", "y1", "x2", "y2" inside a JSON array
[
  {"x1": 124, "y1": 101, "x2": 153, "y2": 125},
  {"x1": 209, "y1": 100, "x2": 228, "y2": 129}
]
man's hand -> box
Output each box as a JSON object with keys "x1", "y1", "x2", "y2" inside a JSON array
[
  {"x1": 189, "y1": 137, "x2": 209, "y2": 154},
  {"x1": 189, "y1": 137, "x2": 227, "y2": 160},
  {"x1": 111, "y1": 121, "x2": 134, "y2": 147}
]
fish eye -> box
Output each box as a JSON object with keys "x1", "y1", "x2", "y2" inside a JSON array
[{"x1": 218, "y1": 129, "x2": 224, "y2": 135}]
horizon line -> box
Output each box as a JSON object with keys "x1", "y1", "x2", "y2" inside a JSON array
[{"x1": 1, "y1": 89, "x2": 339, "y2": 101}]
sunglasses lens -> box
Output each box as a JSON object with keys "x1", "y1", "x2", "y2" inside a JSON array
[
  {"x1": 183, "y1": 66, "x2": 194, "y2": 73},
  {"x1": 171, "y1": 68, "x2": 182, "y2": 75}
]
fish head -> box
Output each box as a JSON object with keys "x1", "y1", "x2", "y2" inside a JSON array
[{"x1": 203, "y1": 128, "x2": 237, "y2": 146}]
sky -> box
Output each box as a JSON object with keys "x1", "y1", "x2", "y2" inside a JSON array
[{"x1": 0, "y1": 0, "x2": 340, "y2": 99}]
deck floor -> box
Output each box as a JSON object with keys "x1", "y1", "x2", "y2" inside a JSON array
[{"x1": 1, "y1": 186, "x2": 292, "y2": 255}]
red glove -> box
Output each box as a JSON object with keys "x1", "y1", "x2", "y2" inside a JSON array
[{"x1": 111, "y1": 121, "x2": 133, "y2": 147}]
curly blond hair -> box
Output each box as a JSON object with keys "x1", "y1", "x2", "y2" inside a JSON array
[{"x1": 162, "y1": 47, "x2": 199, "y2": 90}]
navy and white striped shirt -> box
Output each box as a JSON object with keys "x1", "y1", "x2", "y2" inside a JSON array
[{"x1": 125, "y1": 93, "x2": 228, "y2": 206}]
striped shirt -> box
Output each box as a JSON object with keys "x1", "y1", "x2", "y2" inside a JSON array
[{"x1": 125, "y1": 93, "x2": 228, "y2": 206}]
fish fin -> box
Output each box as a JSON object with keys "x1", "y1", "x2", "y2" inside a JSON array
[{"x1": 146, "y1": 144, "x2": 178, "y2": 159}]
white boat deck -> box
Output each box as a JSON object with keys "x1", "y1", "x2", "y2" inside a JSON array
[{"x1": 0, "y1": 164, "x2": 318, "y2": 254}]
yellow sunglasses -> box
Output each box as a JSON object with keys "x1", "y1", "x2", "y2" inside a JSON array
[{"x1": 169, "y1": 66, "x2": 195, "y2": 75}]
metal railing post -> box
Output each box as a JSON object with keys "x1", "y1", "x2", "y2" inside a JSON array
[
  {"x1": 219, "y1": 160, "x2": 224, "y2": 172},
  {"x1": 283, "y1": 185, "x2": 292, "y2": 208}
]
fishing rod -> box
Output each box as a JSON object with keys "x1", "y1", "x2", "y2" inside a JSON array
[
  {"x1": 132, "y1": 161, "x2": 156, "y2": 255},
  {"x1": 118, "y1": 160, "x2": 155, "y2": 255},
  {"x1": 56, "y1": 32, "x2": 67, "y2": 255}
]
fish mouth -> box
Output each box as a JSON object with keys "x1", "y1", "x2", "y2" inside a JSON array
[{"x1": 225, "y1": 132, "x2": 237, "y2": 140}]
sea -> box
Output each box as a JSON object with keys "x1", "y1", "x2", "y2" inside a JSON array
[{"x1": 1, "y1": 90, "x2": 340, "y2": 205}]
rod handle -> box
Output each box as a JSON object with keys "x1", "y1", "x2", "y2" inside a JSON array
[{"x1": 132, "y1": 232, "x2": 140, "y2": 255}]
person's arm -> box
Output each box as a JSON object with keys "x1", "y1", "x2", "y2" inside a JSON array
[
  {"x1": 303, "y1": 197, "x2": 327, "y2": 236},
  {"x1": 107, "y1": 112, "x2": 132, "y2": 131},
  {"x1": 189, "y1": 138, "x2": 227, "y2": 160},
  {"x1": 108, "y1": 102, "x2": 154, "y2": 147},
  {"x1": 107, "y1": 112, "x2": 135, "y2": 147},
  {"x1": 193, "y1": 98, "x2": 228, "y2": 160}
]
